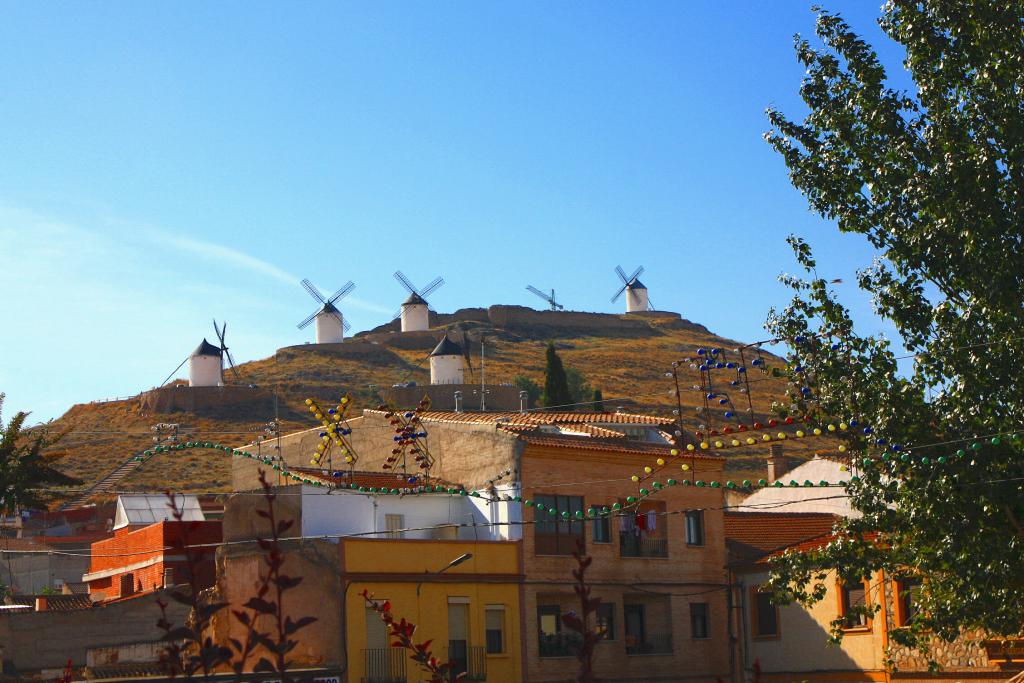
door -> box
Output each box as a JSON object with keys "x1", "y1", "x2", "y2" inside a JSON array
[
  {"x1": 448, "y1": 602, "x2": 469, "y2": 680},
  {"x1": 624, "y1": 604, "x2": 646, "y2": 653}
]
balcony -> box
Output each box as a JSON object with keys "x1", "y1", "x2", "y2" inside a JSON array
[
  {"x1": 625, "y1": 633, "x2": 673, "y2": 655},
  {"x1": 619, "y1": 533, "x2": 668, "y2": 558},
  {"x1": 362, "y1": 648, "x2": 405, "y2": 683},
  {"x1": 538, "y1": 633, "x2": 583, "y2": 658},
  {"x1": 447, "y1": 643, "x2": 486, "y2": 681}
]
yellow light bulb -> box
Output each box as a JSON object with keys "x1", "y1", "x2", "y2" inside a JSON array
[
  {"x1": 777, "y1": 432, "x2": 786, "y2": 440},
  {"x1": 341, "y1": 397, "x2": 348, "y2": 404},
  {"x1": 746, "y1": 438, "x2": 755, "y2": 445},
  {"x1": 315, "y1": 413, "x2": 323, "y2": 420},
  {"x1": 796, "y1": 430, "x2": 805, "y2": 438},
  {"x1": 838, "y1": 445, "x2": 847, "y2": 452},
  {"x1": 681, "y1": 464, "x2": 690, "y2": 471},
  {"x1": 827, "y1": 424, "x2": 836, "y2": 432},
  {"x1": 304, "y1": 399, "x2": 313, "y2": 405},
  {"x1": 686, "y1": 444, "x2": 695, "y2": 452},
  {"x1": 700, "y1": 441, "x2": 709, "y2": 449},
  {"x1": 763, "y1": 434, "x2": 772, "y2": 441},
  {"x1": 631, "y1": 475, "x2": 640, "y2": 482},
  {"x1": 643, "y1": 467, "x2": 652, "y2": 475},
  {"x1": 656, "y1": 458, "x2": 666, "y2": 466},
  {"x1": 670, "y1": 449, "x2": 678, "y2": 456},
  {"x1": 839, "y1": 422, "x2": 848, "y2": 430},
  {"x1": 731, "y1": 439, "x2": 740, "y2": 447},
  {"x1": 345, "y1": 456, "x2": 353, "y2": 463},
  {"x1": 813, "y1": 428, "x2": 822, "y2": 435},
  {"x1": 714, "y1": 441, "x2": 723, "y2": 448},
  {"x1": 333, "y1": 414, "x2": 341, "y2": 421}
]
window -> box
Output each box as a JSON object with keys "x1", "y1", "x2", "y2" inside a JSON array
[
  {"x1": 897, "y1": 578, "x2": 922, "y2": 626},
  {"x1": 592, "y1": 515, "x2": 611, "y2": 543},
  {"x1": 534, "y1": 495, "x2": 585, "y2": 555},
  {"x1": 685, "y1": 510, "x2": 704, "y2": 546},
  {"x1": 538, "y1": 604, "x2": 578, "y2": 657},
  {"x1": 485, "y1": 606, "x2": 505, "y2": 654},
  {"x1": 384, "y1": 514, "x2": 405, "y2": 538},
  {"x1": 448, "y1": 601, "x2": 469, "y2": 678},
  {"x1": 690, "y1": 602, "x2": 709, "y2": 639},
  {"x1": 839, "y1": 581, "x2": 870, "y2": 629},
  {"x1": 752, "y1": 588, "x2": 779, "y2": 637},
  {"x1": 596, "y1": 602, "x2": 615, "y2": 640}
]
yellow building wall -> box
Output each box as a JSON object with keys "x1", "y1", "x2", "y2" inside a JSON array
[{"x1": 342, "y1": 539, "x2": 523, "y2": 683}]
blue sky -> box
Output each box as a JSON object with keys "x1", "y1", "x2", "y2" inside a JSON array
[{"x1": 0, "y1": 2, "x2": 909, "y2": 421}]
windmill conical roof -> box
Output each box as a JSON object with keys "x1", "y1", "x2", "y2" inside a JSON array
[
  {"x1": 430, "y1": 336, "x2": 464, "y2": 357},
  {"x1": 191, "y1": 338, "x2": 222, "y2": 358},
  {"x1": 403, "y1": 292, "x2": 428, "y2": 306},
  {"x1": 627, "y1": 278, "x2": 647, "y2": 290}
]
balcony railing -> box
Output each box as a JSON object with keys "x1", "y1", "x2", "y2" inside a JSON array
[
  {"x1": 538, "y1": 633, "x2": 583, "y2": 658},
  {"x1": 625, "y1": 633, "x2": 673, "y2": 655},
  {"x1": 619, "y1": 533, "x2": 668, "y2": 558},
  {"x1": 362, "y1": 648, "x2": 405, "y2": 683},
  {"x1": 447, "y1": 643, "x2": 486, "y2": 681}
]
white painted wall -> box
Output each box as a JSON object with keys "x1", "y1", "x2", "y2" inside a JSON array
[
  {"x1": 626, "y1": 286, "x2": 649, "y2": 313},
  {"x1": 299, "y1": 487, "x2": 515, "y2": 542},
  {"x1": 188, "y1": 355, "x2": 222, "y2": 387},
  {"x1": 400, "y1": 303, "x2": 429, "y2": 332},
  {"x1": 315, "y1": 311, "x2": 345, "y2": 344},
  {"x1": 730, "y1": 458, "x2": 858, "y2": 517},
  {"x1": 430, "y1": 354, "x2": 464, "y2": 385}
]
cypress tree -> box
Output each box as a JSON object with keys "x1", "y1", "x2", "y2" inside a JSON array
[
  {"x1": 592, "y1": 388, "x2": 604, "y2": 412},
  {"x1": 540, "y1": 342, "x2": 573, "y2": 409}
]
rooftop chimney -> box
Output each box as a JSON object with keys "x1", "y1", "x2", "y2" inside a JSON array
[
  {"x1": 766, "y1": 444, "x2": 784, "y2": 484},
  {"x1": 34, "y1": 596, "x2": 47, "y2": 612}
]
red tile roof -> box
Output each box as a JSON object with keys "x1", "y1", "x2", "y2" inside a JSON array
[
  {"x1": 724, "y1": 512, "x2": 839, "y2": 567},
  {"x1": 366, "y1": 409, "x2": 674, "y2": 427},
  {"x1": 7, "y1": 594, "x2": 94, "y2": 611},
  {"x1": 514, "y1": 430, "x2": 725, "y2": 460}
]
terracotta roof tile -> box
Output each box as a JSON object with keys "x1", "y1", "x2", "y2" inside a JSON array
[
  {"x1": 516, "y1": 431, "x2": 724, "y2": 460},
  {"x1": 7, "y1": 594, "x2": 94, "y2": 611},
  {"x1": 365, "y1": 409, "x2": 674, "y2": 427},
  {"x1": 724, "y1": 511, "x2": 839, "y2": 566}
]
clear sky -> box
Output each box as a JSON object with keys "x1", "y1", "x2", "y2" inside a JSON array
[{"x1": 0, "y1": 2, "x2": 910, "y2": 422}]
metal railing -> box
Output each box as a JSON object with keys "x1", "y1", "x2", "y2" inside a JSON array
[
  {"x1": 625, "y1": 633, "x2": 673, "y2": 655},
  {"x1": 362, "y1": 648, "x2": 405, "y2": 683},
  {"x1": 619, "y1": 533, "x2": 668, "y2": 558},
  {"x1": 447, "y1": 643, "x2": 486, "y2": 681},
  {"x1": 538, "y1": 633, "x2": 583, "y2": 658}
]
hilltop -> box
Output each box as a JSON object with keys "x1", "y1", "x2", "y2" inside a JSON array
[{"x1": 45, "y1": 305, "x2": 804, "y2": 497}]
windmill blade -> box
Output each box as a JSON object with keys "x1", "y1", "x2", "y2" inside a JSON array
[
  {"x1": 615, "y1": 265, "x2": 629, "y2": 284},
  {"x1": 646, "y1": 296, "x2": 654, "y2": 311},
  {"x1": 224, "y1": 349, "x2": 241, "y2": 382},
  {"x1": 627, "y1": 265, "x2": 645, "y2": 283},
  {"x1": 343, "y1": 318, "x2": 351, "y2": 333},
  {"x1": 328, "y1": 281, "x2": 355, "y2": 305},
  {"x1": 420, "y1": 276, "x2": 444, "y2": 299},
  {"x1": 301, "y1": 278, "x2": 327, "y2": 304},
  {"x1": 526, "y1": 285, "x2": 554, "y2": 305},
  {"x1": 394, "y1": 270, "x2": 417, "y2": 294},
  {"x1": 611, "y1": 283, "x2": 628, "y2": 303},
  {"x1": 297, "y1": 309, "x2": 319, "y2": 330},
  {"x1": 213, "y1": 318, "x2": 226, "y2": 346},
  {"x1": 328, "y1": 309, "x2": 345, "y2": 328}
]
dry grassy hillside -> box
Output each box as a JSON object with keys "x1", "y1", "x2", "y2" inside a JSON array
[{"x1": 46, "y1": 310, "x2": 806, "y2": 497}]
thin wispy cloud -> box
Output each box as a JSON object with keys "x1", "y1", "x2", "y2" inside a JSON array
[{"x1": 146, "y1": 231, "x2": 299, "y2": 286}]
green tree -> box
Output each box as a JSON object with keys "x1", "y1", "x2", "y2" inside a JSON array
[
  {"x1": 540, "y1": 343, "x2": 574, "y2": 409},
  {"x1": 591, "y1": 388, "x2": 605, "y2": 412},
  {"x1": 0, "y1": 394, "x2": 79, "y2": 514},
  {"x1": 514, "y1": 375, "x2": 542, "y2": 408},
  {"x1": 762, "y1": 2, "x2": 1024, "y2": 652},
  {"x1": 565, "y1": 367, "x2": 592, "y2": 406}
]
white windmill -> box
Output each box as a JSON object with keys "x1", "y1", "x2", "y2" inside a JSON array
[
  {"x1": 430, "y1": 334, "x2": 465, "y2": 385},
  {"x1": 187, "y1": 320, "x2": 241, "y2": 387},
  {"x1": 392, "y1": 271, "x2": 445, "y2": 332},
  {"x1": 297, "y1": 278, "x2": 355, "y2": 343},
  {"x1": 611, "y1": 265, "x2": 650, "y2": 313}
]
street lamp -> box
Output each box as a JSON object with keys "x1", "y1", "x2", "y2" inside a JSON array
[{"x1": 416, "y1": 553, "x2": 473, "y2": 596}]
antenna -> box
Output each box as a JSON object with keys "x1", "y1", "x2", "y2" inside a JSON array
[
  {"x1": 392, "y1": 270, "x2": 445, "y2": 319},
  {"x1": 526, "y1": 285, "x2": 564, "y2": 311},
  {"x1": 297, "y1": 278, "x2": 354, "y2": 335},
  {"x1": 212, "y1": 319, "x2": 241, "y2": 382},
  {"x1": 611, "y1": 265, "x2": 644, "y2": 303}
]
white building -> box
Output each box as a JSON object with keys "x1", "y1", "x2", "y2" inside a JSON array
[
  {"x1": 315, "y1": 304, "x2": 345, "y2": 344},
  {"x1": 400, "y1": 292, "x2": 429, "y2": 332},
  {"x1": 625, "y1": 278, "x2": 650, "y2": 313},
  {"x1": 429, "y1": 336, "x2": 465, "y2": 385},
  {"x1": 188, "y1": 339, "x2": 222, "y2": 387},
  {"x1": 731, "y1": 456, "x2": 857, "y2": 517}
]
